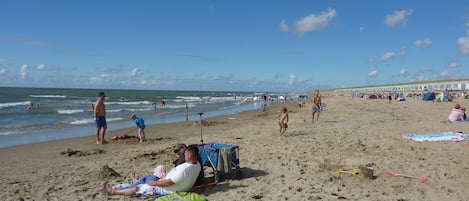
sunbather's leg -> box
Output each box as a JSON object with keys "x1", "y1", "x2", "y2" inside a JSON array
[{"x1": 103, "y1": 182, "x2": 137, "y2": 196}]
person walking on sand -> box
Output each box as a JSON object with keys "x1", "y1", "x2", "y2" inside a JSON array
[
  {"x1": 277, "y1": 107, "x2": 289, "y2": 135},
  {"x1": 94, "y1": 92, "x2": 107, "y2": 144},
  {"x1": 130, "y1": 114, "x2": 146, "y2": 143},
  {"x1": 311, "y1": 90, "x2": 322, "y2": 123}
]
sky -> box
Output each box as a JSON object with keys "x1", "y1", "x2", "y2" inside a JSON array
[{"x1": 0, "y1": 0, "x2": 468, "y2": 92}]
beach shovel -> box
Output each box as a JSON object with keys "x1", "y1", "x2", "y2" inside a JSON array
[
  {"x1": 386, "y1": 170, "x2": 428, "y2": 181},
  {"x1": 336, "y1": 168, "x2": 359, "y2": 175}
]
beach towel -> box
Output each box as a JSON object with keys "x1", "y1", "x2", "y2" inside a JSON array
[
  {"x1": 150, "y1": 192, "x2": 206, "y2": 201},
  {"x1": 403, "y1": 132, "x2": 469, "y2": 142}
]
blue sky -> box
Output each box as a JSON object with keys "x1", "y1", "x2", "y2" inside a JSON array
[{"x1": 0, "y1": 0, "x2": 468, "y2": 92}]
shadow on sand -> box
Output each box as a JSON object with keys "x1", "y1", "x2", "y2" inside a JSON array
[{"x1": 202, "y1": 167, "x2": 268, "y2": 196}]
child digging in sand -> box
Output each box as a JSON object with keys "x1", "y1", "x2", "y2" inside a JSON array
[
  {"x1": 277, "y1": 107, "x2": 289, "y2": 135},
  {"x1": 130, "y1": 114, "x2": 146, "y2": 143}
]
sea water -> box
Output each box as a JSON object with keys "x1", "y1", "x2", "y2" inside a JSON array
[{"x1": 0, "y1": 87, "x2": 278, "y2": 148}]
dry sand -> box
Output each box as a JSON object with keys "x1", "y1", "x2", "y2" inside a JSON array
[{"x1": 1, "y1": 95, "x2": 469, "y2": 201}]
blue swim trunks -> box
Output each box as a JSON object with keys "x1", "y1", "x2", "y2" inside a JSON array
[{"x1": 95, "y1": 116, "x2": 107, "y2": 128}]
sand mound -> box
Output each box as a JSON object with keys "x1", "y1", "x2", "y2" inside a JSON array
[
  {"x1": 94, "y1": 165, "x2": 121, "y2": 180},
  {"x1": 60, "y1": 148, "x2": 105, "y2": 156}
]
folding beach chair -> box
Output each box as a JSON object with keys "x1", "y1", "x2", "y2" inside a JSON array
[{"x1": 197, "y1": 143, "x2": 241, "y2": 183}]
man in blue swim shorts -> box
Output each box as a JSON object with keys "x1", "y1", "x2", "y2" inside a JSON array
[{"x1": 94, "y1": 92, "x2": 107, "y2": 144}]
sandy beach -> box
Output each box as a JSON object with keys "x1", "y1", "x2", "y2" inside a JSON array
[{"x1": 1, "y1": 95, "x2": 469, "y2": 201}]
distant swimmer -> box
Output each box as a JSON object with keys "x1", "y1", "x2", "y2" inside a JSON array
[{"x1": 27, "y1": 103, "x2": 39, "y2": 110}]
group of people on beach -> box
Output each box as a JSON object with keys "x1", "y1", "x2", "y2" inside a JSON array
[
  {"x1": 94, "y1": 92, "x2": 206, "y2": 198},
  {"x1": 277, "y1": 90, "x2": 323, "y2": 136},
  {"x1": 93, "y1": 91, "x2": 148, "y2": 144},
  {"x1": 95, "y1": 89, "x2": 324, "y2": 198},
  {"x1": 103, "y1": 143, "x2": 205, "y2": 198}
]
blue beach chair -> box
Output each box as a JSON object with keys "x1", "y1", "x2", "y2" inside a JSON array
[{"x1": 197, "y1": 143, "x2": 241, "y2": 183}]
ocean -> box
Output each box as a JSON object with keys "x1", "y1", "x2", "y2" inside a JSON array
[{"x1": 0, "y1": 87, "x2": 280, "y2": 148}]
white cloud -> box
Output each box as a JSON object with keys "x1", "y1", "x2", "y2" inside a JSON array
[
  {"x1": 368, "y1": 58, "x2": 374, "y2": 63},
  {"x1": 400, "y1": 46, "x2": 407, "y2": 56},
  {"x1": 447, "y1": 61, "x2": 460, "y2": 68},
  {"x1": 457, "y1": 36, "x2": 469, "y2": 56},
  {"x1": 440, "y1": 70, "x2": 451, "y2": 79},
  {"x1": 0, "y1": 68, "x2": 7, "y2": 76},
  {"x1": 412, "y1": 76, "x2": 428, "y2": 82},
  {"x1": 418, "y1": 66, "x2": 435, "y2": 73},
  {"x1": 457, "y1": 23, "x2": 469, "y2": 56},
  {"x1": 384, "y1": 9, "x2": 412, "y2": 27},
  {"x1": 294, "y1": 8, "x2": 337, "y2": 36},
  {"x1": 0, "y1": 58, "x2": 8, "y2": 63},
  {"x1": 128, "y1": 68, "x2": 140, "y2": 78},
  {"x1": 414, "y1": 38, "x2": 432, "y2": 48},
  {"x1": 89, "y1": 76, "x2": 100, "y2": 83},
  {"x1": 37, "y1": 64, "x2": 46, "y2": 70},
  {"x1": 89, "y1": 74, "x2": 110, "y2": 84},
  {"x1": 20, "y1": 65, "x2": 28, "y2": 80},
  {"x1": 289, "y1": 74, "x2": 296, "y2": 86},
  {"x1": 399, "y1": 69, "x2": 409, "y2": 77},
  {"x1": 279, "y1": 19, "x2": 289, "y2": 33},
  {"x1": 368, "y1": 70, "x2": 377, "y2": 77},
  {"x1": 380, "y1": 52, "x2": 396, "y2": 62}
]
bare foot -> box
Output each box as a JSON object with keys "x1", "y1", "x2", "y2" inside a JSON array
[
  {"x1": 102, "y1": 182, "x2": 113, "y2": 195},
  {"x1": 131, "y1": 174, "x2": 139, "y2": 182},
  {"x1": 96, "y1": 141, "x2": 101, "y2": 145}
]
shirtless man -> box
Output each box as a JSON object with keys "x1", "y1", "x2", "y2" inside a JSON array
[
  {"x1": 311, "y1": 90, "x2": 322, "y2": 123},
  {"x1": 94, "y1": 92, "x2": 107, "y2": 144}
]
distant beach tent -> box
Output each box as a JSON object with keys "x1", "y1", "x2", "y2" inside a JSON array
[{"x1": 422, "y1": 92, "x2": 435, "y2": 101}]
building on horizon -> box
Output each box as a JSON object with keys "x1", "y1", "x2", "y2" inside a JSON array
[{"x1": 334, "y1": 79, "x2": 469, "y2": 93}]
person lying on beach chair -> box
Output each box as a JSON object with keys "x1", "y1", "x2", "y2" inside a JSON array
[{"x1": 103, "y1": 144, "x2": 201, "y2": 197}]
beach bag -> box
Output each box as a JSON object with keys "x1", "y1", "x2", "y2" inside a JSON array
[{"x1": 152, "y1": 192, "x2": 207, "y2": 201}]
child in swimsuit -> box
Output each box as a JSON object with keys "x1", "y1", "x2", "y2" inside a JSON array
[{"x1": 277, "y1": 107, "x2": 289, "y2": 135}]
